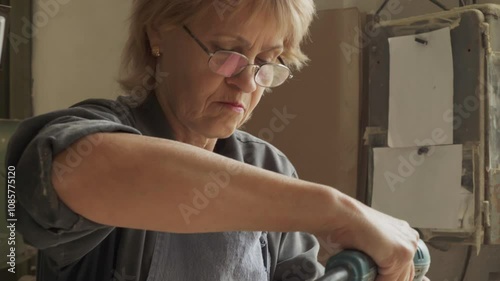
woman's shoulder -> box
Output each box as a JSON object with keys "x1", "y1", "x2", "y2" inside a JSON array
[
  {"x1": 232, "y1": 130, "x2": 283, "y2": 153},
  {"x1": 69, "y1": 96, "x2": 136, "y2": 123}
]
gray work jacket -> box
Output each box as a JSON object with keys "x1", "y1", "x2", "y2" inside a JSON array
[{"x1": 6, "y1": 93, "x2": 324, "y2": 281}]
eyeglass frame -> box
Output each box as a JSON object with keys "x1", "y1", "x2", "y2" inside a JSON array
[{"x1": 182, "y1": 25, "x2": 293, "y2": 88}]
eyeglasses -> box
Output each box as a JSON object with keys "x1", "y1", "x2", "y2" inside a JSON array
[{"x1": 182, "y1": 25, "x2": 293, "y2": 88}]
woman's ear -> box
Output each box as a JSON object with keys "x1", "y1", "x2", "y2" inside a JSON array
[{"x1": 146, "y1": 24, "x2": 162, "y2": 50}]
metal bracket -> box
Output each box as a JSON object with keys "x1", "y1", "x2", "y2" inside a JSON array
[{"x1": 482, "y1": 200, "x2": 491, "y2": 227}]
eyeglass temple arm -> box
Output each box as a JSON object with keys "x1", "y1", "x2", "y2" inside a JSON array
[
  {"x1": 278, "y1": 57, "x2": 293, "y2": 79},
  {"x1": 182, "y1": 25, "x2": 212, "y2": 55}
]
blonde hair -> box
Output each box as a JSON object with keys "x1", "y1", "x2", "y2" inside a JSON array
[{"x1": 117, "y1": 0, "x2": 316, "y2": 98}]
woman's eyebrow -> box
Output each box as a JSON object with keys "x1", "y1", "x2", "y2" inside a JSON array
[
  {"x1": 213, "y1": 33, "x2": 283, "y2": 52},
  {"x1": 262, "y1": 45, "x2": 284, "y2": 53}
]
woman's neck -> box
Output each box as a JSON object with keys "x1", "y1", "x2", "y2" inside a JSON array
[
  {"x1": 174, "y1": 131, "x2": 217, "y2": 151},
  {"x1": 155, "y1": 93, "x2": 218, "y2": 152}
]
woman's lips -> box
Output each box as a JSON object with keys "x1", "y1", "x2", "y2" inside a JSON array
[{"x1": 220, "y1": 102, "x2": 245, "y2": 113}]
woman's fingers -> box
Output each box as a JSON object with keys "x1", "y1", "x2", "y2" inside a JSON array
[
  {"x1": 375, "y1": 271, "x2": 406, "y2": 281},
  {"x1": 376, "y1": 260, "x2": 414, "y2": 281},
  {"x1": 320, "y1": 195, "x2": 420, "y2": 281},
  {"x1": 314, "y1": 193, "x2": 423, "y2": 281}
]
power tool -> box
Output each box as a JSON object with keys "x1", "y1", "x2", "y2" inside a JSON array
[{"x1": 316, "y1": 239, "x2": 431, "y2": 281}]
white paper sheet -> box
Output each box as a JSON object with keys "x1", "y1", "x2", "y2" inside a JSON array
[
  {"x1": 371, "y1": 145, "x2": 466, "y2": 229},
  {"x1": 0, "y1": 17, "x2": 5, "y2": 63},
  {"x1": 388, "y1": 27, "x2": 454, "y2": 148}
]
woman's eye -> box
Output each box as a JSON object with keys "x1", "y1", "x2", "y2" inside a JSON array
[
  {"x1": 212, "y1": 43, "x2": 232, "y2": 51},
  {"x1": 258, "y1": 57, "x2": 275, "y2": 64}
]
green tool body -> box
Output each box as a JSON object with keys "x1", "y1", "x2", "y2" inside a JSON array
[{"x1": 316, "y1": 240, "x2": 431, "y2": 281}]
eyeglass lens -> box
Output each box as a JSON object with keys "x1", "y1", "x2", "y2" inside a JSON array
[{"x1": 208, "y1": 51, "x2": 290, "y2": 88}]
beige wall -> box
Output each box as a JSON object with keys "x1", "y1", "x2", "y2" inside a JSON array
[
  {"x1": 244, "y1": 8, "x2": 362, "y2": 198},
  {"x1": 315, "y1": 0, "x2": 380, "y2": 11},
  {"x1": 32, "y1": 0, "x2": 131, "y2": 115}
]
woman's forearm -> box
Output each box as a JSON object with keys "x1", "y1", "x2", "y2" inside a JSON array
[{"x1": 52, "y1": 133, "x2": 353, "y2": 234}]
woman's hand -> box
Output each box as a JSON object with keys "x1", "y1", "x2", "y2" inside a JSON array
[{"x1": 314, "y1": 191, "x2": 421, "y2": 281}]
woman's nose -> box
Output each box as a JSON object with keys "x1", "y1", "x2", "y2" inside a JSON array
[{"x1": 225, "y1": 66, "x2": 258, "y2": 93}]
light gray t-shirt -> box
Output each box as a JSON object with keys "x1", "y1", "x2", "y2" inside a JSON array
[{"x1": 7, "y1": 93, "x2": 325, "y2": 281}]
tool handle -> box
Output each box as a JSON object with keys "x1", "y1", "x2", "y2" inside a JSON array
[
  {"x1": 321, "y1": 250, "x2": 377, "y2": 281},
  {"x1": 317, "y1": 239, "x2": 430, "y2": 281},
  {"x1": 315, "y1": 267, "x2": 349, "y2": 281}
]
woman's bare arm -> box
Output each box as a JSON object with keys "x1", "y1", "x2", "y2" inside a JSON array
[
  {"x1": 52, "y1": 132, "x2": 342, "y2": 234},
  {"x1": 52, "y1": 132, "x2": 420, "y2": 281}
]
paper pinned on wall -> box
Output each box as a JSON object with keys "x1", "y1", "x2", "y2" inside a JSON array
[
  {"x1": 371, "y1": 145, "x2": 468, "y2": 229},
  {"x1": 388, "y1": 27, "x2": 454, "y2": 148},
  {"x1": 0, "y1": 17, "x2": 5, "y2": 63}
]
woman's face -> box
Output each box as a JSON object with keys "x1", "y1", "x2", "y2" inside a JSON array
[{"x1": 147, "y1": 7, "x2": 285, "y2": 139}]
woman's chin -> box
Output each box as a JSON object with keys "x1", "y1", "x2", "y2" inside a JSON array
[{"x1": 205, "y1": 123, "x2": 239, "y2": 139}]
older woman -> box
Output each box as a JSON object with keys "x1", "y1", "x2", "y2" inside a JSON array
[{"x1": 7, "y1": 0, "x2": 423, "y2": 281}]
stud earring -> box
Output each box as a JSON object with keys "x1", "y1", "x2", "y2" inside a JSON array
[{"x1": 151, "y1": 46, "x2": 161, "y2": 57}]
